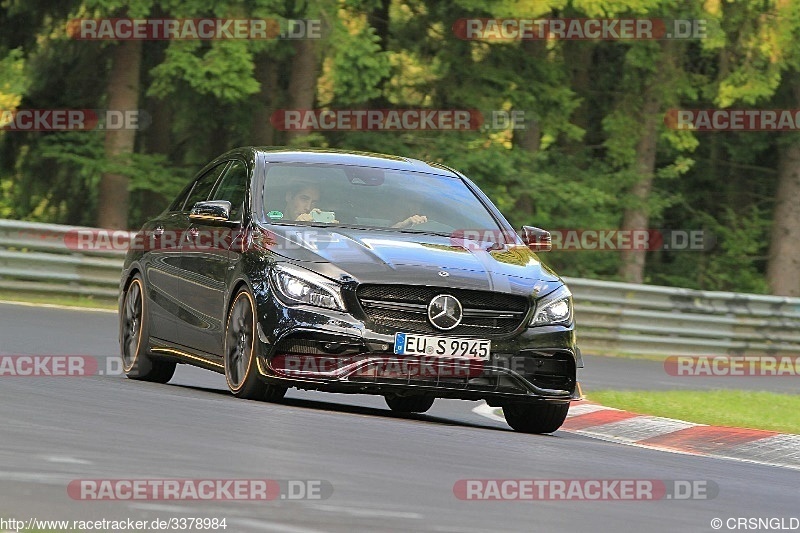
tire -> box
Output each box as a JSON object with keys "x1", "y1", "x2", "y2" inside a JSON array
[
  {"x1": 224, "y1": 288, "x2": 286, "y2": 402},
  {"x1": 385, "y1": 394, "x2": 435, "y2": 413},
  {"x1": 503, "y1": 402, "x2": 570, "y2": 434},
  {"x1": 120, "y1": 274, "x2": 176, "y2": 383}
]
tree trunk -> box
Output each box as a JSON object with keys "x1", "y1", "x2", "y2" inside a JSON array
[
  {"x1": 97, "y1": 39, "x2": 141, "y2": 229},
  {"x1": 286, "y1": 39, "x2": 320, "y2": 143},
  {"x1": 513, "y1": 39, "x2": 544, "y2": 154},
  {"x1": 510, "y1": 40, "x2": 544, "y2": 221},
  {"x1": 617, "y1": 85, "x2": 661, "y2": 284},
  {"x1": 767, "y1": 86, "x2": 800, "y2": 296},
  {"x1": 616, "y1": 39, "x2": 679, "y2": 284},
  {"x1": 367, "y1": 0, "x2": 391, "y2": 107},
  {"x1": 139, "y1": 95, "x2": 172, "y2": 220},
  {"x1": 367, "y1": 0, "x2": 390, "y2": 53},
  {"x1": 252, "y1": 53, "x2": 279, "y2": 145},
  {"x1": 144, "y1": 96, "x2": 171, "y2": 156},
  {"x1": 561, "y1": 40, "x2": 593, "y2": 155}
]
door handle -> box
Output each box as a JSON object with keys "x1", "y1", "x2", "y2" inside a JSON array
[
  {"x1": 187, "y1": 227, "x2": 200, "y2": 241},
  {"x1": 153, "y1": 225, "x2": 164, "y2": 236}
]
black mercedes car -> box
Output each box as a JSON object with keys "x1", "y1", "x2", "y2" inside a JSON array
[{"x1": 119, "y1": 147, "x2": 582, "y2": 433}]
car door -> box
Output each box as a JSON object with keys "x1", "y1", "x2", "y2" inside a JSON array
[
  {"x1": 166, "y1": 161, "x2": 230, "y2": 350},
  {"x1": 177, "y1": 159, "x2": 249, "y2": 356},
  {"x1": 140, "y1": 175, "x2": 208, "y2": 343},
  {"x1": 140, "y1": 210, "x2": 188, "y2": 343}
]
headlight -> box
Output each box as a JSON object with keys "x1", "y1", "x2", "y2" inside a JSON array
[
  {"x1": 270, "y1": 264, "x2": 345, "y2": 311},
  {"x1": 530, "y1": 285, "x2": 573, "y2": 326}
]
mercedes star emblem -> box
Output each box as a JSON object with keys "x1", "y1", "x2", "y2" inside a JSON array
[{"x1": 428, "y1": 294, "x2": 463, "y2": 331}]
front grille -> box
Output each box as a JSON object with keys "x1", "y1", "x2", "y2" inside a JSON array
[{"x1": 356, "y1": 284, "x2": 530, "y2": 336}]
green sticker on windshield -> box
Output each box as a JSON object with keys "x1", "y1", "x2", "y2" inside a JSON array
[{"x1": 267, "y1": 210, "x2": 284, "y2": 219}]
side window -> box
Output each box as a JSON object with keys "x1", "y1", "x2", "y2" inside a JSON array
[
  {"x1": 168, "y1": 181, "x2": 195, "y2": 212},
  {"x1": 182, "y1": 162, "x2": 229, "y2": 212},
  {"x1": 211, "y1": 160, "x2": 249, "y2": 221}
]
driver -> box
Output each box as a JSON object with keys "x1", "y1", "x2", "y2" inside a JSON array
[
  {"x1": 392, "y1": 214, "x2": 427, "y2": 229},
  {"x1": 284, "y1": 181, "x2": 338, "y2": 222},
  {"x1": 391, "y1": 197, "x2": 427, "y2": 228}
]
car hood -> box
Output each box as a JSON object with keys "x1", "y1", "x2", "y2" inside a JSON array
[{"x1": 258, "y1": 225, "x2": 561, "y2": 296}]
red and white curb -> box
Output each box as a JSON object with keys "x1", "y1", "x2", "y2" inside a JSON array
[{"x1": 473, "y1": 402, "x2": 800, "y2": 471}]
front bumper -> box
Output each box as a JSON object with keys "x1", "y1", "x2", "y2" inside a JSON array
[{"x1": 254, "y1": 290, "x2": 581, "y2": 405}]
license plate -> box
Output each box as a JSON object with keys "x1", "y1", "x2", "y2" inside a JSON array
[{"x1": 394, "y1": 333, "x2": 491, "y2": 359}]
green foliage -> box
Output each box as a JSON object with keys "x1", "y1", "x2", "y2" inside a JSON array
[
  {"x1": 694, "y1": 207, "x2": 771, "y2": 293},
  {"x1": 148, "y1": 40, "x2": 260, "y2": 102},
  {"x1": 0, "y1": 0, "x2": 797, "y2": 292},
  {"x1": 330, "y1": 26, "x2": 391, "y2": 105},
  {"x1": 81, "y1": 0, "x2": 155, "y2": 16},
  {"x1": 0, "y1": 48, "x2": 29, "y2": 110},
  {"x1": 1, "y1": 131, "x2": 185, "y2": 225}
]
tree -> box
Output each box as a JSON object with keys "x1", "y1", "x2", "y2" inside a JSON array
[
  {"x1": 713, "y1": 0, "x2": 800, "y2": 295},
  {"x1": 96, "y1": 38, "x2": 142, "y2": 229},
  {"x1": 2, "y1": 0, "x2": 799, "y2": 293}
]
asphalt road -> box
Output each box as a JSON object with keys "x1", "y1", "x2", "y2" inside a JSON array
[
  {"x1": 0, "y1": 302, "x2": 797, "y2": 532},
  {"x1": 577, "y1": 353, "x2": 799, "y2": 394}
]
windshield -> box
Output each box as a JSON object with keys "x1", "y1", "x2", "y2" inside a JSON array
[{"x1": 260, "y1": 162, "x2": 503, "y2": 235}]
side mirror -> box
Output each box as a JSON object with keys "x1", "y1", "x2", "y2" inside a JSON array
[
  {"x1": 521, "y1": 225, "x2": 552, "y2": 252},
  {"x1": 189, "y1": 200, "x2": 233, "y2": 224}
]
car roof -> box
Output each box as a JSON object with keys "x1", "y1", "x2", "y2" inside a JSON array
[{"x1": 218, "y1": 147, "x2": 461, "y2": 177}]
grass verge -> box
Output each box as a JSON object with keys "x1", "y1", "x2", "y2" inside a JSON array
[
  {"x1": 0, "y1": 290, "x2": 117, "y2": 311},
  {"x1": 582, "y1": 351, "x2": 672, "y2": 362},
  {"x1": 587, "y1": 390, "x2": 800, "y2": 434}
]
